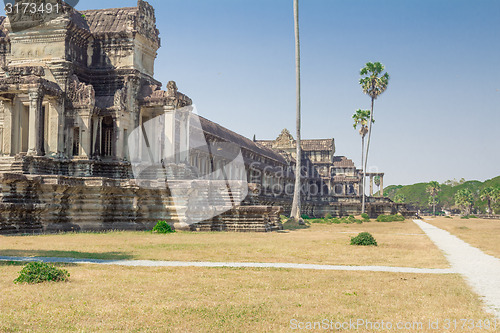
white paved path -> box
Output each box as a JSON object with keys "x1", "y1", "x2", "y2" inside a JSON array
[
  {"x1": 0, "y1": 256, "x2": 454, "y2": 274},
  {"x1": 414, "y1": 220, "x2": 500, "y2": 320}
]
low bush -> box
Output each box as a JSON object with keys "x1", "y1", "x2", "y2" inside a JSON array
[
  {"x1": 153, "y1": 220, "x2": 175, "y2": 234},
  {"x1": 14, "y1": 262, "x2": 70, "y2": 284},
  {"x1": 324, "y1": 213, "x2": 333, "y2": 219},
  {"x1": 460, "y1": 216, "x2": 469, "y2": 220},
  {"x1": 361, "y1": 213, "x2": 370, "y2": 220},
  {"x1": 445, "y1": 216, "x2": 452, "y2": 219},
  {"x1": 350, "y1": 232, "x2": 378, "y2": 246},
  {"x1": 376, "y1": 214, "x2": 405, "y2": 222},
  {"x1": 301, "y1": 214, "x2": 310, "y2": 220}
]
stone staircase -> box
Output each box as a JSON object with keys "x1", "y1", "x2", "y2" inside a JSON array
[{"x1": 0, "y1": 157, "x2": 23, "y2": 174}]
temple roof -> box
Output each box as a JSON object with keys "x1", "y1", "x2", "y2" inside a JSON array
[
  {"x1": 81, "y1": 0, "x2": 160, "y2": 45},
  {"x1": 301, "y1": 139, "x2": 335, "y2": 152},
  {"x1": 81, "y1": 7, "x2": 136, "y2": 34},
  {"x1": 332, "y1": 156, "x2": 356, "y2": 168},
  {"x1": 198, "y1": 116, "x2": 288, "y2": 165}
]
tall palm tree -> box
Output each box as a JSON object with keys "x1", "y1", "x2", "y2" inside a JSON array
[
  {"x1": 359, "y1": 62, "x2": 389, "y2": 214},
  {"x1": 455, "y1": 188, "x2": 474, "y2": 215},
  {"x1": 426, "y1": 181, "x2": 441, "y2": 216},
  {"x1": 352, "y1": 109, "x2": 371, "y2": 195},
  {"x1": 480, "y1": 187, "x2": 497, "y2": 215},
  {"x1": 290, "y1": 0, "x2": 302, "y2": 221}
]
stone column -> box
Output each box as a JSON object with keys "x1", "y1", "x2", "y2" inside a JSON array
[
  {"x1": 27, "y1": 89, "x2": 44, "y2": 156},
  {"x1": 115, "y1": 117, "x2": 123, "y2": 159},
  {"x1": 93, "y1": 117, "x2": 102, "y2": 158},
  {"x1": 80, "y1": 115, "x2": 91, "y2": 158},
  {"x1": 380, "y1": 175, "x2": 384, "y2": 197},
  {"x1": 55, "y1": 99, "x2": 65, "y2": 157},
  {"x1": 2, "y1": 100, "x2": 12, "y2": 155},
  {"x1": 178, "y1": 109, "x2": 190, "y2": 163},
  {"x1": 163, "y1": 107, "x2": 176, "y2": 163},
  {"x1": 369, "y1": 175, "x2": 374, "y2": 197}
]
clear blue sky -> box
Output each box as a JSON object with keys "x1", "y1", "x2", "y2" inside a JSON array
[{"x1": 64, "y1": 1, "x2": 500, "y2": 185}]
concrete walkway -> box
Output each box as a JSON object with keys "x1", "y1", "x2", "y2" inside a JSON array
[
  {"x1": 414, "y1": 220, "x2": 500, "y2": 320},
  {"x1": 0, "y1": 255, "x2": 454, "y2": 274}
]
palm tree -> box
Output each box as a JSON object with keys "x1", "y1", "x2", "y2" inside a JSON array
[
  {"x1": 290, "y1": 0, "x2": 302, "y2": 221},
  {"x1": 359, "y1": 62, "x2": 389, "y2": 214},
  {"x1": 455, "y1": 188, "x2": 474, "y2": 215},
  {"x1": 494, "y1": 188, "x2": 500, "y2": 214},
  {"x1": 374, "y1": 176, "x2": 381, "y2": 195},
  {"x1": 426, "y1": 181, "x2": 441, "y2": 216},
  {"x1": 428, "y1": 196, "x2": 440, "y2": 213},
  {"x1": 480, "y1": 187, "x2": 497, "y2": 215},
  {"x1": 352, "y1": 109, "x2": 371, "y2": 195}
]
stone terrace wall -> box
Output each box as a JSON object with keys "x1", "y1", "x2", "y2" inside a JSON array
[
  {"x1": 0, "y1": 174, "x2": 283, "y2": 234},
  {"x1": 246, "y1": 194, "x2": 401, "y2": 218}
]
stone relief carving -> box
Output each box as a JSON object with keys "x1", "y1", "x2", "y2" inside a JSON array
[
  {"x1": 166, "y1": 81, "x2": 178, "y2": 97},
  {"x1": 114, "y1": 87, "x2": 127, "y2": 110},
  {"x1": 8, "y1": 66, "x2": 45, "y2": 77},
  {"x1": 274, "y1": 129, "x2": 295, "y2": 148},
  {"x1": 137, "y1": 0, "x2": 160, "y2": 45},
  {"x1": 67, "y1": 75, "x2": 95, "y2": 107}
]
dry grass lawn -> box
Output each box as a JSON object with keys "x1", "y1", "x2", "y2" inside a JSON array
[
  {"x1": 0, "y1": 263, "x2": 496, "y2": 332},
  {"x1": 0, "y1": 221, "x2": 449, "y2": 268},
  {"x1": 424, "y1": 217, "x2": 500, "y2": 259}
]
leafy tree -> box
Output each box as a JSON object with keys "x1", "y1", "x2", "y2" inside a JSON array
[
  {"x1": 393, "y1": 193, "x2": 406, "y2": 203},
  {"x1": 359, "y1": 62, "x2": 390, "y2": 214},
  {"x1": 426, "y1": 181, "x2": 441, "y2": 216},
  {"x1": 480, "y1": 187, "x2": 498, "y2": 215},
  {"x1": 352, "y1": 109, "x2": 372, "y2": 195},
  {"x1": 290, "y1": 0, "x2": 302, "y2": 221},
  {"x1": 455, "y1": 188, "x2": 474, "y2": 215}
]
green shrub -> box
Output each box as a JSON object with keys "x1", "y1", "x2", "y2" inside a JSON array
[
  {"x1": 361, "y1": 213, "x2": 370, "y2": 220},
  {"x1": 14, "y1": 262, "x2": 69, "y2": 284},
  {"x1": 376, "y1": 214, "x2": 405, "y2": 222},
  {"x1": 324, "y1": 213, "x2": 333, "y2": 219},
  {"x1": 469, "y1": 215, "x2": 477, "y2": 219},
  {"x1": 301, "y1": 214, "x2": 310, "y2": 220},
  {"x1": 350, "y1": 232, "x2": 378, "y2": 246},
  {"x1": 460, "y1": 216, "x2": 469, "y2": 220},
  {"x1": 445, "y1": 216, "x2": 452, "y2": 219},
  {"x1": 153, "y1": 220, "x2": 175, "y2": 234},
  {"x1": 331, "y1": 218, "x2": 341, "y2": 224}
]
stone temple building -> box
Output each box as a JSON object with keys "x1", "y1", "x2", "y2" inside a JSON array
[{"x1": 0, "y1": 1, "x2": 403, "y2": 234}]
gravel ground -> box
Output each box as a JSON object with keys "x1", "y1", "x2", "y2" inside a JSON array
[
  {"x1": 0, "y1": 256, "x2": 454, "y2": 274},
  {"x1": 414, "y1": 220, "x2": 500, "y2": 320}
]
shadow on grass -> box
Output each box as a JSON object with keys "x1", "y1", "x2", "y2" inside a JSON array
[
  {"x1": 0, "y1": 250, "x2": 134, "y2": 260},
  {"x1": 0, "y1": 261, "x2": 78, "y2": 267}
]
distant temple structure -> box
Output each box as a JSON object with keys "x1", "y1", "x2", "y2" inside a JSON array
[{"x1": 0, "y1": 1, "x2": 402, "y2": 234}]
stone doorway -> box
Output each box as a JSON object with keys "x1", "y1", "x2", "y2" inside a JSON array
[
  {"x1": 13, "y1": 105, "x2": 29, "y2": 154},
  {"x1": 101, "y1": 116, "x2": 114, "y2": 158}
]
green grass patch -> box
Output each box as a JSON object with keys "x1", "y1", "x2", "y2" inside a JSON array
[{"x1": 376, "y1": 214, "x2": 405, "y2": 222}]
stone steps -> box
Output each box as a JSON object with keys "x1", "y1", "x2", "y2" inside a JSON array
[{"x1": 0, "y1": 157, "x2": 23, "y2": 173}]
